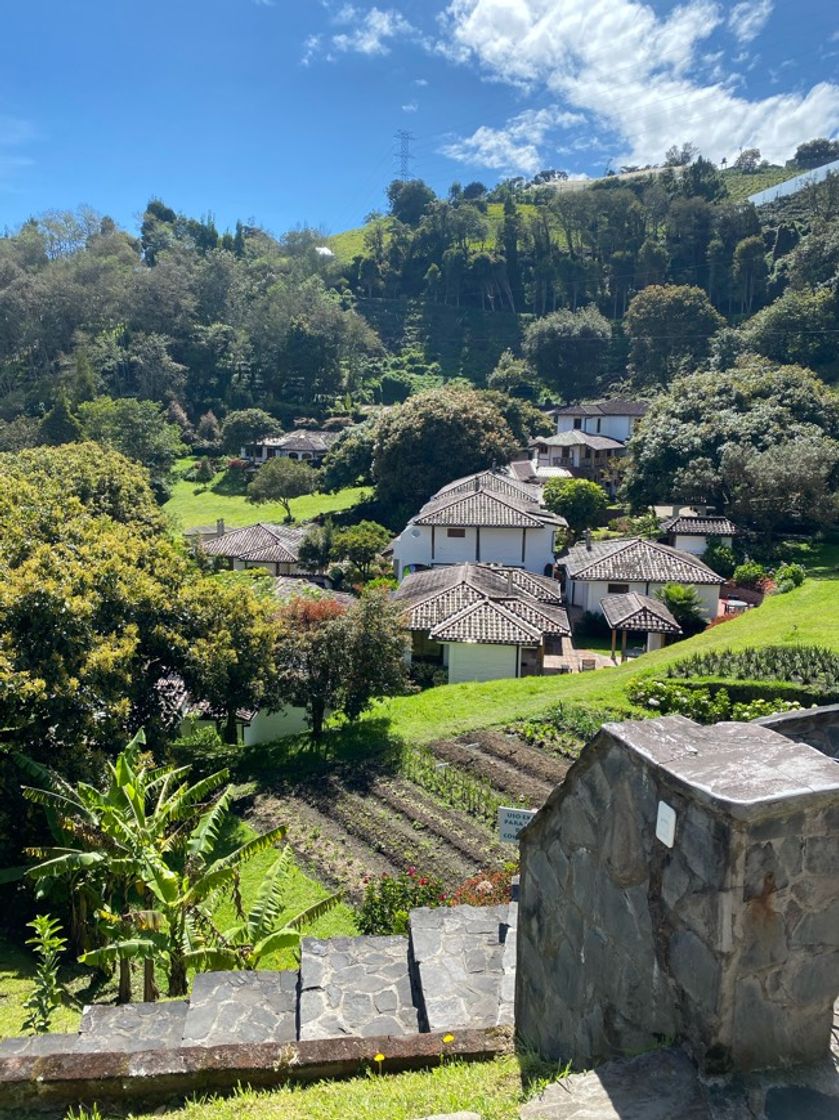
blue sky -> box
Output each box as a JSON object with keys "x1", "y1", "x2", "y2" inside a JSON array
[{"x1": 1, "y1": 0, "x2": 837, "y2": 238}]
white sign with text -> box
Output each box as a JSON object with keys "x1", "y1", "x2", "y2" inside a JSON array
[{"x1": 498, "y1": 806, "x2": 537, "y2": 843}]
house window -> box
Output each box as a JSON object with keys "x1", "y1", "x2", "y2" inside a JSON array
[
  {"x1": 596, "y1": 419, "x2": 602, "y2": 433},
  {"x1": 584, "y1": 447, "x2": 592, "y2": 459},
  {"x1": 608, "y1": 583, "x2": 630, "y2": 594},
  {"x1": 573, "y1": 418, "x2": 583, "y2": 429},
  {"x1": 446, "y1": 528, "x2": 466, "y2": 538}
]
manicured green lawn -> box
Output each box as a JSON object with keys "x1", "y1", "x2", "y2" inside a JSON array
[
  {"x1": 163, "y1": 463, "x2": 368, "y2": 532},
  {"x1": 19, "y1": 1056, "x2": 538, "y2": 1120},
  {"x1": 371, "y1": 578, "x2": 839, "y2": 742}
]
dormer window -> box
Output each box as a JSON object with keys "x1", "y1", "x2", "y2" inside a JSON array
[{"x1": 573, "y1": 418, "x2": 582, "y2": 430}]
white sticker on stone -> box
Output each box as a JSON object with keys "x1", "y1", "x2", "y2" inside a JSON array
[{"x1": 656, "y1": 801, "x2": 676, "y2": 848}]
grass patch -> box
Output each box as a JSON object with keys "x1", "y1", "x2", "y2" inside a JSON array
[
  {"x1": 720, "y1": 164, "x2": 801, "y2": 201},
  {"x1": 14, "y1": 1055, "x2": 538, "y2": 1120},
  {"x1": 163, "y1": 462, "x2": 368, "y2": 532}
]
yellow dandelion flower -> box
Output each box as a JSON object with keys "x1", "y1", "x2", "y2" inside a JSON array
[
  {"x1": 374, "y1": 1053, "x2": 385, "y2": 1063},
  {"x1": 442, "y1": 1033, "x2": 455, "y2": 1044}
]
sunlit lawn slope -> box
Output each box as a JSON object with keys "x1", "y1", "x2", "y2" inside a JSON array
[{"x1": 163, "y1": 462, "x2": 368, "y2": 532}]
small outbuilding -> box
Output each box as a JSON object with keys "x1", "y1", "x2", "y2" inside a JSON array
[{"x1": 600, "y1": 591, "x2": 682, "y2": 660}]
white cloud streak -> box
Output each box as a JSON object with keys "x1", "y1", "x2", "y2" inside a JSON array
[
  {"x1": 728, "y1": 0, "x2": 773, "y2": 43},
  {"x1": 437, "y1": 0, "x2": 839, "y2": 167},
  {"x1": 441, "y1": 106, "x2": 585, "y2": 174}
]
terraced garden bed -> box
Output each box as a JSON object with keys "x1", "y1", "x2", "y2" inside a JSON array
[{"x1": 427, "y1": 732, "x2": 559, "y2": 807}]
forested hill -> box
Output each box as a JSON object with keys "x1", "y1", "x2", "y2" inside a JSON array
[{"x1": 0, "y1": 138, "x2": 838, "y2": 460}]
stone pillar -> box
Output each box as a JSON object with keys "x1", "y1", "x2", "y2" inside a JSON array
[{"x1": 515, "y1": 716, "x2": 839, "y2": 1074}]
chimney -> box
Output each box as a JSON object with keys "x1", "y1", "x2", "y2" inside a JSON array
[
  {"x1": 507, "y1": 569, "x2": 514, "y2": 595},
  {"x1": 474, "y1": 475, "x2": 480, "y2": 492},
  {"x1": 216, "y1": 518, "x2": 225, "y2": 538},
  {"x1": 585, "y1": 528, "x2": 592, "y2": 552}
]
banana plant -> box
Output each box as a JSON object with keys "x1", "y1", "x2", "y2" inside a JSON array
[
  {"x1": 18, "y1": 730, "x2": 230, "y2": 1002},
  {"x1": 186, "y1": 845, "x2": 342, "y2": 971},
  {"x1": 80, "y1": 796, "x2": 292, "y2": 996}
]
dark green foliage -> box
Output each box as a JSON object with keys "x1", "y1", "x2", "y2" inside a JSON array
[
  {"x1": 247, "y1": 456, "x2": 318, "y2": 520},
  {"x1": 622, "y1": 359, "x2": 839, "y2": 510},
  {"x1": 624, "y1": 284, "x2": 724, "y2": 386},
  {"x1": 298, "y1": 519, "x2": 335, "y2": 572},
  {"x1": 331, "y1": 520, "x2": 391, "y2": 579},
  {"x1": 78, "y1": 396, "x2": 184, "y2": 483},
  {"x1": 732, "y1": 561, "x2": 768, "y2": 588},
  {"x1": 656, "y1": 582, "x2": 706, "y2": 635},
  {"x1": 543, "y1": 478, "x2": 608, "y2": 536},
  {"x1": 358, "y1": 869, "x2": 446, "y2": 935},
  {"x1": 523, "y1": 306, "x2": 611, "y2": 401},
  {"x1": 627, "y1": 677, "x2": 804, "y2": 723},
  {"x1": 794, "y1": 138, "x2": 839, "y2": 169},
  {"x1": 701, "y1": 537, "x2": 737, "y2": 579},
  {"x1": 220, "y1": 408, "x2": 283, "y2": 455},
  {"x1": 39, "y1": 396, "x2": 82, "y2": 446},
  {"x1": 372, "y1": 388, "x2": 518, "y2": 517}
]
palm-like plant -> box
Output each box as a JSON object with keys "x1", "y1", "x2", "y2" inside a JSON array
[
  {"x1": 19, "y1": 731, "x2": 230, "y2": 1002},
  {"x1": 186, "y1": 845, "x2": 342, "y2": 972}
]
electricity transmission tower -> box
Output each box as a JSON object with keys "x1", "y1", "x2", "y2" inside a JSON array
[{"x1": 394, "y1": 130, "x2": 415, "y2": 180}]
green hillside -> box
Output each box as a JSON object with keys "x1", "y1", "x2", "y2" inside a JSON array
[
  {"x1": 374, "y1": 573, "x2": 839, "y2": 743},
  {"x1": 719, "y1": 164, "x2": 801, "y2": 201}
]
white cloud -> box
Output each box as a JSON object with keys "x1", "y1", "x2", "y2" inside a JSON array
[
  {"x1": 332, "y1": 7, "x2": 415, "y2": 56},
  {"x1": 728, "y1": 0, "x2": 773, "y2": 43},
  {"x1": 402, "y1": 101, "x2": 419, "y2": 112},
  {"x1": 437, "y1": 0, "x2": 839, "y2": 167},
  {"x1": 441, "y1": 106, "x2": 585, "y2": 175},
  {"x1": 414, "y1": 77, "x2": 429, "y2": 86}
]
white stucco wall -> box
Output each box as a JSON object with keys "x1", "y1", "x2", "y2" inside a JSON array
[
  {"x1": 568, "y1": 578, "x2": 721, "y2": 620},
  {"x1": 556, "y1": 415, "x2": 635, "y2": 442},
  {"x1": 446, "y1": 642, "x2": 519, "y2": 683},
  {"x1": 393, "y1": 523, "x2": 555, "y2": 578},
  {"x1": 243, "y1": 706, "x2": 309, "y2": 744},
  {"x1": 672, "y1": 533, "x2": 707, "y2": 556}
]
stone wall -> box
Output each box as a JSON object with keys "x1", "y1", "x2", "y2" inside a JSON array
[
  {"x1": 756, "y1": 703, "x2": 839, "y2": 760},
  {"x1": 515, "y1": 716, "x2": 839, "y2": 1074}
]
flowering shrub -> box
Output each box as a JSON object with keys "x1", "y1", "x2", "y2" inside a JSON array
[
  {"x1": 628, "y1": 678, "x2": 801, "y2": 724},
  {"x1": 357, "y1": 869, "x2": 447, "y2": 935},
  {"x1": 450, "y1": 866, "x2": 517, "y2": 907},
  {"x1": 732, "y1": 561, "x2": 767, "y2": 589}
]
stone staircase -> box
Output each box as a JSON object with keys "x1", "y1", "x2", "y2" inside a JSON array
[{"x1": 0, "y1": 903, "x2": 517, "y2": 1058}]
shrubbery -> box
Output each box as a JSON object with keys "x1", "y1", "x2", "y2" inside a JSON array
[
  {"x1": 732, "y1": 561, "x2": 767, "y2": 588},
  {"x1": 357, "y1": 869, "x2": 446, "y2": 935},
  {"x1": 628, "y1": 678, "x2": 802, "y2": 723}
]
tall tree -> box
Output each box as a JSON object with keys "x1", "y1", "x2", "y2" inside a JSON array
[
  {"x1": 246, "y1": 456, "x2": 318, "y2": 520},
  {"x1": 624, "y1": 284, "x2": 724, "y2": 386},
  {"x1": 523, "y1": 307, "x2": 611, "y2": 402}
]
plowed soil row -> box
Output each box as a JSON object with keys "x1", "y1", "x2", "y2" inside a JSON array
[
  {"x1": 250, "y1": 791, "x2": 398, "y2": 904},
  {"x1": 307, "y1": 780, "x2": 479, "y2": 887},
  {"x1": 370, "y1": 777, "x2": 507, "y2": 869},
  {"x1": 462, "y1": 730, "x2": 571, "y2": 787},
  {"x1": 427, "y1": 739, "x2": 554, "y2": 808}
]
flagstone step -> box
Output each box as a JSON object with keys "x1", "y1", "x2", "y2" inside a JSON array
[
  {"x1": 78, "y1": 1000, "x2": 189, "y2": 1052},
  {"x1": 410, "y1": 903, "x2": 517, "y2": 1033},
  {"x1": 299, "y1": 935, "x2": 419, "y2": 1040},
  {"x1": 182, "y1": 971, "x2": 298, "y2": 1046}
]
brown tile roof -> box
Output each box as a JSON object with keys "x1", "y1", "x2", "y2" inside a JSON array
[
  {"x1": 430, "y1": 599, "x2": 543, "y2": 645},
  {"x1": 201, "y1": 523, "x2": 307, "y2": 564},
  {"x1": 434, "y1": 469, "x2": 542, "y2": 504},
  {"x1": 561, "y1": 538, "x2": 724, "y2": 584},
  {"x1": 552, "y1": 399, "x2": 648, "y2": 417},
  {"x1": 660, "y1": 515, "x2": 738, "y2": 537},
  {"x1": 530, "y1": 431, "x2": 625, "y2": 451},
  {"x1": 414, "y1": 487, "x2": 566, "y2": 529},
  {"x1": 601, "y1": 592, "x2": 682, "y2": 633},
  {"x1": 394, "y1": 563, "x2": 569, "y2": 643}
]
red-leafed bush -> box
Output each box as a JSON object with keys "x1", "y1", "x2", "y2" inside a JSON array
[{"x1": 449, "y1": 866, "x2": 518, "y2": 907}]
